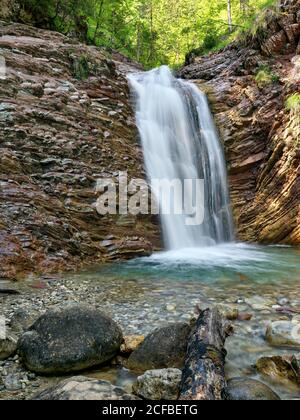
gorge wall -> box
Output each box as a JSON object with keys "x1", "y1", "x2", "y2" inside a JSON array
[
  {"x1": 179, "y1": 0, "x2": 300, "y2": 244},
  {"x1": 1, "y1": 0, "x2": 300, "y2": 280},
  {"x1": 0, "y1": 22, "x2": 161, "y2": 280}
]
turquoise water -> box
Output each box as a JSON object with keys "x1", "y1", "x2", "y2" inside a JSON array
[{"x1": 96, "y1": 243, "x2": 300, "y2": 285}]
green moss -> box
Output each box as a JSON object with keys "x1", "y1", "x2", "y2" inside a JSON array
[
  {"x1": 285, "y1": 94, "x2": 300, "y2": 111},
  {"x1": 254, "y1": 65, "x2": 279, "y2": 87},
  {"x1": 72, "y1": 56, "x2": 90, "y2": 80}
]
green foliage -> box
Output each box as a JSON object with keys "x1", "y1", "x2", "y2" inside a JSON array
[
  {"x1": 255, "y1": 65, "x2": 280, "y2": 87},
  {"x1": 285, "y1": 94, "x2": 300, "y2": 112},
  {"x1": 18, "y1": 0, "x2": 278, "y2": 69},
  {"x1": 72, "y1": 56, "x2": 90, "y2": 80}
]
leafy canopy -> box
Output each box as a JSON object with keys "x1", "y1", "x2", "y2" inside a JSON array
[{"x1": 20, "y1": 0, "x2": 277, "y2": 69}]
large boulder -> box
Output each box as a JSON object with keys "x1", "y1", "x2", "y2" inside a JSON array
[
  {"x1": 227, "y1": 378, "x2": 280, "y2": 401},
  {"x1": 18, "y1": 305, "x2": 123, "y2": 374},
  {"x1": 128, "y1": 323, "x2": 191, "y2": 372},
  {"x1": 33, "y1": 376, "x2": 140, "y2": 400},
  {"x1": 266, "y1": 321, "x2": 300, "y2": 349},
  {"x1": 133, "y1": 369, "x2": 182, "y2": 400}
]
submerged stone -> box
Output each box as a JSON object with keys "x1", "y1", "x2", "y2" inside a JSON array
[
  {"x1": 266, "y1": 321, "x2": 300, "y2": 349},
  {"x1": 227, "y1": 378, "x2": 281, "y2": 401},
  {"x1": 33, "y1": 376, "x2": 140, "y2": 400}
]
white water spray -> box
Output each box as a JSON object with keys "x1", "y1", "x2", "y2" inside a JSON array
[{"x1": 129, "y1": 66, "x2": 234, "y2": 250}]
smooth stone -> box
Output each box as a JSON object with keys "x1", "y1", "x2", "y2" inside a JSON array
[
  {"x1": 33, "y1": 376, "x2": 140, "y2": 400},
  {"x1": 10, "y1": 309, "x2": 37, "y2": 333},
  {"x1": 133, "y1": 368, "x2": 182, "y2": 400},
  {"x1": 256, "y1": 355, "x2": 300, "y2": 385},
  {"x1": 245, "y1": 296, "x2": 274, "y2": 311},
  {"x1": 4, "y1": 374, "x2": 22, "y2": 391},
  {"x1": 266, "y1": 321, "x2": 300, "y2": 349},
  {"x1": 18, "y1": 304, "x2": 123, "y2": 374},
  {"x1": 277, "y1": 297, "x2": 290, "y2": 306},
  {"x1": 128, "y1": 323, "x2": 191, "y2": 372},
  {"x1": 227, "y1": 378, "x2": 281, "y2": 400},
  {"x1": 0, "y1": 331, "x2": 18, "y2": 360}
]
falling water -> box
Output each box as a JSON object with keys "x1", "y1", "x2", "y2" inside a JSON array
[{"x1": 129, "y1": 66, "x2": 234, "y2": 250}]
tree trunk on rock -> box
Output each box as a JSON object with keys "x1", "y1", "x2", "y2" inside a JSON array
[{"x1": 179, "y1": 308, "x2": 230, "y2": 400}]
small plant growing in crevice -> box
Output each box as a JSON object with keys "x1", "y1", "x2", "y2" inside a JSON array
[
  {"x1": 254, "y1": 65, "x2": 279, "y2": 87},
  {"x1": 72, "y1": 55, "x2": 90, "y2": 80},
  {"x1": 285, "y1": 94, "x2": 300, "y2": 112}
]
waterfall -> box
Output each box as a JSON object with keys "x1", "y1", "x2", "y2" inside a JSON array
[{"x1": 129, "y1": 66, "x2": 234, "y2": 250}]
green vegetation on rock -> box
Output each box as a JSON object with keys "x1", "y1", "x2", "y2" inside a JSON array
[
  {"x1": 255, "y1": 65, "x2": 280, "y2": 87},
  {"x1": 285, "y1": 94, "x2": 300, "y2": 112}
]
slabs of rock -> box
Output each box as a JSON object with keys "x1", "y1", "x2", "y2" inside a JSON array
[
  {"x1": 127, "y1": 323, "x2": 191, "y2": 372},
  {"x1": 18, "y1": 305, "x2": 123, "y2": 374},
  {"x1": 133, "y1": 369, "x2": 182, "y2": 400},
  {"x1": 227, "y1": 378, "x2": 281, "y2": 401},
  {"x1": 256, "y1": 355, "x2": 300, "y2": 385},
  {"x1": 33, "y1": 376, "x2": 140, "y2": 400},
  {"x1": 266, "y1": 321, "x2": 300, "y2": 349}
]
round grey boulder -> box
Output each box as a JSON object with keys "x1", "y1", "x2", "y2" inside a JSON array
[
  {"x1": 128, "y1": 323, "x2": 190, "y2": 372},
  {"x1": 33, "y1": 376, "x2": 140, "y2": 400},
  {"x1": 227, "y1": 378, "x2": 281, "y2": 400},
  {"x1": 18, "y1": 305, "x2": 123, "y2": 374}
]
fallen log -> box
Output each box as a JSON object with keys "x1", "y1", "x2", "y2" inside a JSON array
[{"x1": 179, "y1": 307, "x2": 231, "y2": 400}]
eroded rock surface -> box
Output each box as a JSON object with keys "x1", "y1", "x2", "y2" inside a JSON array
[
  {"x1": 133, "y1": 368, "x2": 182, "y2": 400},
  {"x1": 0, "y1": 22, "x2": 161, "y2": 279},
  {"x1": 179, "y1": 0, "x2": 300, "y2": 244}
]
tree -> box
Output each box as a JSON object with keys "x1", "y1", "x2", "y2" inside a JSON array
[{"x1": 227, "y1": 0, "x2": 233, "y2": 33}]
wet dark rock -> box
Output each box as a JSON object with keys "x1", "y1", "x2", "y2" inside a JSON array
[
  {"x1": 128, "y1": 323, "x2": 191, "y2": 372},
  {"x1": 227, "y1": 378, "x2": 281, "y2": 400},
  {"x1": 18, "y1": 305, "x2": 123, "y2": 374}
]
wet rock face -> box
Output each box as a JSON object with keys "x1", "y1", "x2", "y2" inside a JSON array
[
  {"x1": 179, "y1": 0, "x2": 300, "y2": 245},
  {"x1": 0, "y1": 22, "x2": 161, "y2": 279},
  {"x1": 18, "y1": 305, "x2": 123, "y2": 374},
  {"x1": 33, "y1": 376, "x2": 140, "y2": 400}
]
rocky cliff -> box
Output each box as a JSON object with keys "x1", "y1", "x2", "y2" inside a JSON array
[
  {"x1": 180, "y1": 0, "x2": 300, "y2": 244},
  {"x1": 0, "y1": 22, "x2": 161, "y2": 280}
]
